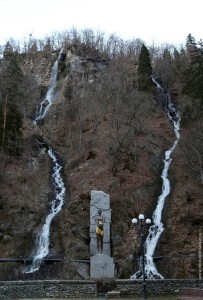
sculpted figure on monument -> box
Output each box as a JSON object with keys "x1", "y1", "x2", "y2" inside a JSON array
[{"x1": 94, "y1": 209, "x2": 105, "y2": 253}]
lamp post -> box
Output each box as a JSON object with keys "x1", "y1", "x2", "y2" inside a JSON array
[{"x1": 132, "y1": 214, "x2": 151, "y2": 300}]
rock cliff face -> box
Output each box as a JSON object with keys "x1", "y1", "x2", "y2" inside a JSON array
[{"x1": 0, "y1": 47, "x2": 202, "y2": 280}]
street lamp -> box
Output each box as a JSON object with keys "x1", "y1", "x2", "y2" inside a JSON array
[{"x1": 132, "y1": 214, "x2": 151, "y2": 300}]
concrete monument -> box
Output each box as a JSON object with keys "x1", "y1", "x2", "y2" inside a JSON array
[{"x1": 90, "y1": 190, "x2": 114, "y2": 278}]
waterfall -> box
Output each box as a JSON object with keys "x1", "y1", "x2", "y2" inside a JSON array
[
  {"x1": 25, "y1": 147, "x2": 66, "y2": 273},
  {"x1": 34, "y1": 59, "x2": 58, "y2": 122},
  {"x1": 144, "y1": 115, "x2": 180, "y2": 279},
  {"x1": 151, "y1": 75, "x2": 164, "y2": 92},
  {"x1": 24, "y1": 51, "x2": 66, "y2": 273},
  {"x1": 131, "y1": 76, "x2": 180, "y2": 280}
]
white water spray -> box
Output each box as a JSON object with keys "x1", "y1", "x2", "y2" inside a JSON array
[
  {"x1": 144, "y1": 116, "x2": 180, "y2": 279},
  {"x1": 131, "y1": 77, "x2": 181, "y2": 279},
  {"x1": 25, "y1": 50, "x2": 66, "y2": 273},
  {"x1": 34, "y1": 60, "x2": 59, "y2": 122},
  {"x1": 25, "y1": 147, "x2": 66, "y2": 273},
  {"x1": 151, "y1": 75, "x2": 163, "y2": 92},
  {"x1": 34, "y1": 47, "x2": 65, "y2": 123}
]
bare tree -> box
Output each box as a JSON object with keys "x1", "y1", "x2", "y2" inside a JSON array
[{"x1": 181, "y1": 120, "x2": 203, "y2": 184}]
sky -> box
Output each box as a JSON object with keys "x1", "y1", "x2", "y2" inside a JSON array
[{"x1": 0, "y1": 0, "x2": 202, "y2": 47}]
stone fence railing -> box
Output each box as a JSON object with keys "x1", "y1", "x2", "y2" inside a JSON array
[{"x1": 0, "y1": 279, "x2": 202, "y2": 299}]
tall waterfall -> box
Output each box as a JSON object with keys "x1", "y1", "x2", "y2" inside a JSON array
[
  {"x1": 34, "y1": 59, "x2": 59, "y2": 122},
  {"x1": 25, "y1": 147, "x2": 66, "y2": 273},
  {"x1": 131, "y1": 76, "x2": 180, "y2": 279},
  {"x1": 24, "y1": 52, "x2": 66, "y2": 273}
]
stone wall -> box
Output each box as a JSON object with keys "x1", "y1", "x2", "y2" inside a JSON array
[
  {"x1": 0, "y1": 279, "x2": 203, "y2": 298},
  {"x1": 115, "y1": 279, "x2": 203, "y2": 297},
  {"x1": 0, "y1": 280, "x2": 96, "y2": 299}
]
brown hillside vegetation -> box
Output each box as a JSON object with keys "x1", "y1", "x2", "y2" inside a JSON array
[{"x1": 0, "y1": 32, "x2": 202, "y2": 280}]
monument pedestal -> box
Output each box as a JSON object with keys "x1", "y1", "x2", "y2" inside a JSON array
[{"x1": 90, "y1": 254, "x2": 115, "y2": 279}]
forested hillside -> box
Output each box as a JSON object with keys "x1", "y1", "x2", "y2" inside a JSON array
[{"x1": 0, "y1": 30, "x2": 202, "y2": 280}]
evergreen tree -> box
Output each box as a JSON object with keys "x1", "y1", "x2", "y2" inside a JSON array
[
  {"x1": 0, "y1": 55, "x2": 24, "y2": 155},
  {"x1": 183, "y1": 34, "x2": 203, "y2": 107},
  {"x1": 186, "y1": 33, "x2": 196, "y2": 46},
  {"x1": 137, "y1": 44, "x2": 153, "y2": 91},
  {"x1": 3, "y1": 41, "x2": 14, "y2": 60}
]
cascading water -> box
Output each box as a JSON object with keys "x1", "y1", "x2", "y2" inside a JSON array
[
  {"x1": 25, "y1": 147, "x2": 66, "y2": 273},
  {"x1": 151, "y1": 75, "x2": 163, "y2": 92},
  {"x1": 34, "y1": 59, "x2": 59, "y2": 122},
  {"x1": 131, "y1": 76, "x2": 181, "y2": 280},
  {"x1": 24, "y1": 51, "x2": 66, "y2": 273}
]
